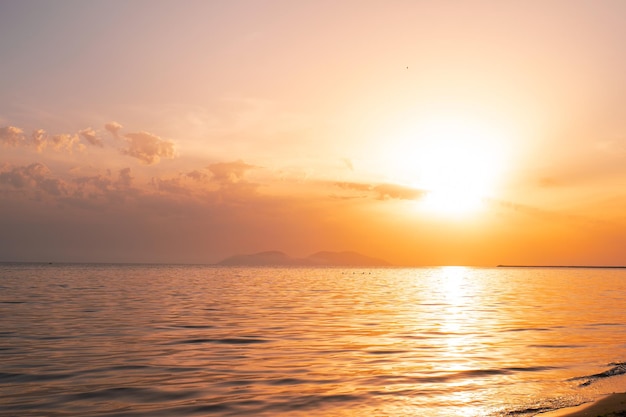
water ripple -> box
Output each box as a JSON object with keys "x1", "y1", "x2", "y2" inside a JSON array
[
  {"x1": 2, "y1": 264, "x2": 626, "y2": 416},
  {"x1": 172, "y1": 337, "x2": 271, "y2": 345}
]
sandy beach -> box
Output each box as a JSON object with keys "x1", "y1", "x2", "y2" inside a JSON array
[{"x1": 540, "y1": 393, "x2": 626, "y2": 416}]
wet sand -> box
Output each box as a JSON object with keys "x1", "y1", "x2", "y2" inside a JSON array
[{"x1": 540, "y1": 393, "x2": 626, "y2": 416}]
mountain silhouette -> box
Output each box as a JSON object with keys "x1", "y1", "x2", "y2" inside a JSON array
[{"x1": 217, "y1": 250, "x2": 390, "y2": 267}]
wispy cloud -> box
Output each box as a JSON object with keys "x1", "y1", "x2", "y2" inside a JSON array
[{"x1": 334, "y1": 181, "x2": 427, "y2": 201}]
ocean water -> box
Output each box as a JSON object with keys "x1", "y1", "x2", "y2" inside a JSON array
[{"x1": 1, "y1": 264, "x2": 626, "y2": 416}]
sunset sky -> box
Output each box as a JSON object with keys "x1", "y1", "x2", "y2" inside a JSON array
[{"x1": 2, "y1": 0, "x2": 626, "y2": 265}]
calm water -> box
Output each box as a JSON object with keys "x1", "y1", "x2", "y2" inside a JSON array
[{"x1": 1, "y1": 264, "x2": 626, "y2": 416}]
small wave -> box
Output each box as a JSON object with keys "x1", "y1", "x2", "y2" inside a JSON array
[
  {"x1": 165, "y1": 393, "x2": 362, "y2": 416},
  {"x1": 453, "y1": 366, "x2": 556, "y2": 380},
  {"x1": 265, "y1": 377, "x2": 310, "y2": 386},
  {"x1": 188, "y1": 403, "x2": 236, "y2": 414},
  {"x1": 173, "y1": 337, "x2": 270, "y2": 345},
  {"x1": 61, "y1": 386, "x2": 199, "y2": 403},
  {"x1": 571, "y1": 362, "x2": 626, "y2": 386},
  {"x1": 502, "y1": 396, "x2": 585, "y2": 417},
  {"x1": 528, "y1": 344, "x2": 584, "y2": 349},
  {"x1": 0, "y1": 371, "x2": 73, "y2": 383},
  {"x1": 365, "y1": 365, "x2": 557, "y2": 386},
  {"x1": 366, "y1": 349, "x2": 408, "y2": 355},
  {"x1": 270, "y1": 393, "x2": 363, "y2": 412},
  {"x1": 503, "y1": 327, "x2": 553, "y2": 332}
]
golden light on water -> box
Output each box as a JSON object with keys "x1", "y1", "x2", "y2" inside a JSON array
[{"x1": 439, "y1": 266, "x2": 480, "y2": 364}]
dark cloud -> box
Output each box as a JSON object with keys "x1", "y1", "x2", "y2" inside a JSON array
[
  {"x1": 0, "y1": 157, "x2": 262, "y2": 214},
  {"x1": 73, "y1": 173, "x2": 115, "y2": 194},
  {"x1": 123, "y1": 131, "x2": 176, "y2": 164},
  {"x1": 151, "y1": 176, "x2": 189, "y2": 194},
  {"x1": 69, "y1": 167, "x2": 136, "y2": 203},
  {"x1": 0, "y1": 163, "x2": 68, "y2": 196},
  {"x1": 186, "y1": 169, "x2": 210, "y2": 182},
  {"x1": 117, "y1": 167, "x2": 133, "y2": 188},
  {"x1": 0, "y1": 163, "x2": 141, "y2": 210},
  {"x1": 148, "y1": 161, "x2": 260, "y2": 203}
]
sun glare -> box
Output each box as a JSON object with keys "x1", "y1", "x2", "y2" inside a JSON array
[{"x1": 383, "y1": 114, "x2": 511, "y2": 217}]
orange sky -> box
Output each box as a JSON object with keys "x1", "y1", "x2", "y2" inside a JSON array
[{"x1": 1, "y1": 1, "x2": 626, "y2": 265}]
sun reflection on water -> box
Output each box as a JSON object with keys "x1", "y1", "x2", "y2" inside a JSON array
[{"x1": 419, "y1": 266, "x2": 505, "y2": 416}]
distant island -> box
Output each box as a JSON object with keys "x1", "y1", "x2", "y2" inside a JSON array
[{"x1": 216, "y1": 250, "x2": 391, "y2": 267}]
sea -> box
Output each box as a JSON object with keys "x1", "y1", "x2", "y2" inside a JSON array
[{"x1": 1, "y1": 263, "x2": 626, "y2": 417}]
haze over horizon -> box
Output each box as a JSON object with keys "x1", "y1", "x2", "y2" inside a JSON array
[{"x1": 2, "y1": 1, "x2": 626, "y2": 266}]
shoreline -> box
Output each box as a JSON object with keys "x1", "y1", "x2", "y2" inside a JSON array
[{"x1": 539, "y1": 393, "x2": 626, "y2": 416}]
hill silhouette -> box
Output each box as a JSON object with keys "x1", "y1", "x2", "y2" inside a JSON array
[{"x1": 217, "y1": 250, "x2": 390, "y2": 267}]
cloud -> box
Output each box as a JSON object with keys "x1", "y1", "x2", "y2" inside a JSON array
[
  {"x1": 105, "y1": 121, "x2": 123, "y2": 138},
  {"x1": 0, "y1": 162, "x2": 142, "y2": 210},
  {"x1": 335, "y1": 181, "x2": 372, "y2": 192},
  {"x1": 62, "y1": 168, "x2": 138, "y2": 208},
  {"x1": 123, "y1": 131, "x2": 176, "y2": 164},
  {"x1": 149, "y1": 162, "x2": 260, "y2": 200},
  {"x1": 0, "y1": 126, "x2": 26, "y2": 146},
  {"x1": 3, "y1": 122, "x2": 181, "y2": 160},
  {"x1": 1, "y1": 124, "x2": 87, "y2": 153},
  {"x1": 208, "y1": 160, "x2": 257, "y2": 183},
  {"x1": 117, "y1": 167, "x2": 133, "y2": 188},
  {"x1": 31, "y1": 129, "x2": 47, "y2": 152},
  {"x1": 373, "y1": 184, "x2": 426, "y2": 200},
  {"x1": 49, "y1": 133, "x2": 85, "y2": 153},
  {"x1": 79, "y1": 128, "x2": 103, "y2": 147},
  {"x1": 203, "y1": 160, "x2": 261, "y2": 203},
  {"x1": 333, "y1": 181, "x2": 426, "y2": 201},
  {"x1": 186, "y1": 169, "x2": 210, "y2": 182},
  {"x1": 0, "y1": 163, "x2": 67, "y2": 196}
]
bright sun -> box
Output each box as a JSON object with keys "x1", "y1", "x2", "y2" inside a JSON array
[{"x1": 383, "y1": 114, "x2": 511, "y2": 217}]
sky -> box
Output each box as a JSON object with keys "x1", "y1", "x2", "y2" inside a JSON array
[{"x1": 1, "y1": 0, "x2": 626, "y2": 266}]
